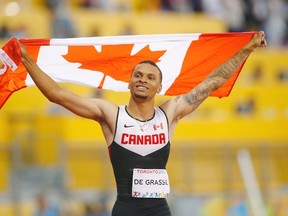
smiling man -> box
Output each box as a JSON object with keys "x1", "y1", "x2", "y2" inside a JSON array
[
  {"x1": 129, "y1": 60, "x2": 163, "y2": 99},
  {"x1": 19, "y1": 31, "x2": 266, "y2": 216}
]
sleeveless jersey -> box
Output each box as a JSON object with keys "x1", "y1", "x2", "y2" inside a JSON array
[{"x1": 108, "y1": 105, "x2": 171, "y2": 198}]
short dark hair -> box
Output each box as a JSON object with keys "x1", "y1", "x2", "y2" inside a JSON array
[{"x1": 136, "y1": 60, "x2": 163, "y2": 83}]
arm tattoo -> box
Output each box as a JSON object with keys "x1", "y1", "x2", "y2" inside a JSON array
[
  {"x1": 175, "y1": 90, "x2": 199, "y2": 106},
  {"x1": 208, "y1": 50, "x2": 248, "y2": 86},
  {"x1": 174, "y1": 48, "x2": 251, "y2": 115},
  {"x1": 181, "y1": 85, "x2": 209, "y2": 112}
]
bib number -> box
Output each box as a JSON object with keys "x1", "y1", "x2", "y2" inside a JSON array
[{"x1": 132, "y1": 168, "x2": 170, "y2": 198}]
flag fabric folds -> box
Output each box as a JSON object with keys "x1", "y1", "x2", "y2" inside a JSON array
[{"x1": 0, "y1": 32, "x2": 255, "y2": 109}]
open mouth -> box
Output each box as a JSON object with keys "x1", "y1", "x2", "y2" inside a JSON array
[{"x1": 136, "y1": 85, "x2": 148, "y2": 91}]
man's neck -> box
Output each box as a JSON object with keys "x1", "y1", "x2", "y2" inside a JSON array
[{"x1": 127, "y1": 98, "x2": 155, "y2": 120}]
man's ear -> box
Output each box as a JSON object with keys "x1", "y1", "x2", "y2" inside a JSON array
[{"x1": 157, "y1": 84, "x2": 162, "y2": 94}]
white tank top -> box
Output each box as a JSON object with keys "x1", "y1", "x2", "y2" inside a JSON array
[{"x1": 114, "y1": 106, "x2": 169, "y2": 156}]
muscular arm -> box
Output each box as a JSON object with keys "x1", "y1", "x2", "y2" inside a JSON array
[
  {"x1": 20, "y1": 43, "x2": 117, "y2": 122},
  {"x1": 178, "y1": 45, "x2": 252, "y2": 114},
  {"x1": 162, "y1": 31, "x2": 267, "y2": 124}
]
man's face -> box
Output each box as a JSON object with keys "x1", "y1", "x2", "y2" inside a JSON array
[{"x1": 128, "y1": 63, "x2": 162, "y2": 100}]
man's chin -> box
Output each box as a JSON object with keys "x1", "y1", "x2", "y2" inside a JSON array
[{"x1": 133, "y1": 93, "x2": 148, "y2": 99}]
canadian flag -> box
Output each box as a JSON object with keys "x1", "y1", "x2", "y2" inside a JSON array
[
  {"x1": 153, "y1": 123, "x2": 164, "y2": 131},
  {"x1": 0, "y1": 32, "x2": 256, "y2": 109}
]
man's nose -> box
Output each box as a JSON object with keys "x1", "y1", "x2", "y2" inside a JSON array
[{"x1": 139, "y1": 76, "x2": 147, "y2": 83}]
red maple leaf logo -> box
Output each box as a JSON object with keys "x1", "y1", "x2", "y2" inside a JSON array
[{"x1": 62, "y1": 44, "x2": 166, "y2": 88}]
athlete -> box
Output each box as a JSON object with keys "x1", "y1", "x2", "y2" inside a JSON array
[{"x1": 19, "y1": 31, "x2": 267, "y2": 216}]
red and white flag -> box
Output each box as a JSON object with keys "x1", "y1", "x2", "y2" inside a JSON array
[{"x1": 0, "y1": 32, "x2": 255, "y2": 109}]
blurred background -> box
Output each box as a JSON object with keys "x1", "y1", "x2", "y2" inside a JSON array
[{"x1": 0, "y1": 0, "x2": 288, "y2": 215}]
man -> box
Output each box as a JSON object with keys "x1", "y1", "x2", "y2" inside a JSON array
[{"x1": 20, "y1": 31, "x2": 267, "y2": 216}]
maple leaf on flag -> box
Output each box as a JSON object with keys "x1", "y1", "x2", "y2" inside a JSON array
[{"x1": 62, "y1": 44, "x2": 166, "y2": 89}]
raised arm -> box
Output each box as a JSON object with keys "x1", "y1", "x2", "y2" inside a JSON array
[
  {"x1": 162, "y1": 31, "x2": 267, "y2": 124},
  {"x1": 20, "y1": 42, "x2": 118, "y2": 122}
]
